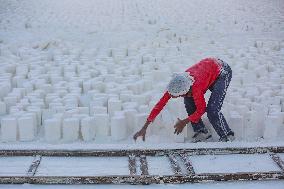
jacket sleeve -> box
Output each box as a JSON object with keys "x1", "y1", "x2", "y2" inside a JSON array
[
  {"x1": 188, "y1": 90, "x2": 206, "y2": 123},
  {"x1": 147, "y1": 91, "x2": 171, "y2": 122}
]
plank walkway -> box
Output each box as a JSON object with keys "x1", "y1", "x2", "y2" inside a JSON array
[{"x1": 0, "y1": 146, "x2": 283, "y2": 184}]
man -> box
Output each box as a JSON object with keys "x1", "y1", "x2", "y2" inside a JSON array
[{"x1": 133, "y1": 57, "x2": 235, "y2": 142}]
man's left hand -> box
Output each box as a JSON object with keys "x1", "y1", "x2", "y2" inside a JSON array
[{"x1": 174, "y1": 118, "x2": 189, "y2": 135}]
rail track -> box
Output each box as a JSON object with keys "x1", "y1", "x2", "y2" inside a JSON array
[{"x1": 0, "y1": 146, "x2": 284, "y2": 185}]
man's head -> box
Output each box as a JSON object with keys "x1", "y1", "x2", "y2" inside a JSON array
[{"x1": 167, "y1": 72, "x2": 194, "y2": 98}]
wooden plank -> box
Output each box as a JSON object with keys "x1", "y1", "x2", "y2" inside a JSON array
[
  {"x1": 27, "y1": 155, "x2": 42, "y2": 176},
  {"x1": 139, "y1": 155, "x2": 149, "y2": 175},
  {"x1": 179, "y1": 153, "x2": 195, "y2": 175},
  {"x1": 0, "y1": 146, "x2": 284, "y2": 157},
  {"x1": 168, "y1": 154, "x2": 182, "y2": 175},
  {"x1": 128, "y1": 154, "x2": 136, "y2": 175},
  {"x1": 270, "y1": 153, "x2": 284, "y2": 171},
  {"x1": 0, "y1": 172, "x2": 283, "y2": 184}
]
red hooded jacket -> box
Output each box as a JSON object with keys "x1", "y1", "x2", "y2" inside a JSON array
[{"x1": 147, "y1": 58, "x2": 222, "y2": 123}]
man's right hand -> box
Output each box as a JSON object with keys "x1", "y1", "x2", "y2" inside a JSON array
[{"x1": 133, "y1": 128, "x2": 147, "y2": 141}]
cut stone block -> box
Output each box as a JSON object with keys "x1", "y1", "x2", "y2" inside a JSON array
[
  {"x1": 94, "y1": 114, "x2": 109, "y2": 137},
  {"x1": 92, "y1": 106, "x2": 107, "y2": 115},
  {"x1": 18, "y1": 116, "x2": 35, "y2": 141},
  {"x1": 4, "y1": 96, "x2": 18, "y2": 110},
  {"x1": 42, "y1": 109, "x2": 56, "y2": 123},
  {"x1": 124, "y1": 109, "x2": 137, "y2": 134},
  {"x1": 243, "y1": 111, "x2": 258, "y2": 140},
  {"x1": 263, "y1": 115, "x2": 282, "y2": 140},
  {"x1": 0, "y1": 117, "x2": 17, "y2": 142},
  {"x1": 62, "y1": 118, "x2": 80, "y2": 142},
  {"x1": 81, "y1": 117, "x2": 95, "y2": 141},
  {"x1": 78, "y1": 107, "x2": 89, "y2": 115},
  {"x1": 92, "y1": 98, "x2": 106, "y2": 107},
  {"x1": 0, "y1": 101, "x2": 7, "y2": 115},
  {"x1": 27, "y1": 106, "x2": 42, "y2": 126},
  {"x1": 122, "y1": 102, "x2": 138, "y2": 110},
  {"x1": 108, "y1": 99, "x2": 122, "y2": 116},
  {"x1": 44, "y1": 118, "x2": 61, "y2": 142},
  {"x1": 228, "y1": 112, "x2": 244, "y2": 140},
  {"x1": 111, "y1": 116, "x2": 127, "y2": 141}
]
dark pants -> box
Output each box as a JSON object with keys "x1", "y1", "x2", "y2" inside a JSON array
[{"x1": 184, "y1": 60, "x2": 233, "y2": 138}]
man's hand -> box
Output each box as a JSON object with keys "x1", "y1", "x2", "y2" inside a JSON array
[
  {"x1": 174, "y1": 118, "x2": 189, "y2": 135},
  {"x1": 133, "y1": 120, "x2": 151, "y2": 141},
  {"x1": 133, "y1": 128, "x2": 147, "y2": 141}
]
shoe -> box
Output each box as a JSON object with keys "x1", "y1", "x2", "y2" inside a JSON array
[
  {"x1": 219, "y1": 131, "x2": 235, "y2": 142},
  {"x1": 192, "y1": 130, "x2": 212, "y2": 143}
]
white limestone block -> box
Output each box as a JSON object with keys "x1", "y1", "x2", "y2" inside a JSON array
[
  {"x1": 83, "y1": 80, "x2": 92, "y2": 93},
  {"x1": 143, "y1": 79, "x2": 153, "y2": 91},
  {"x1": 111, "y1": 116, "x2": 127, "y2": 141},
  {"x1": 54, "y1": 106, "x2": 65, "y2": 113},
  {"x1": 130, "y1": 95, "x2": 147, "y2": 106},
  {"x1": 108, "y1": 99, "x2": 122, "y2": 116},
  {"x1": 41, "y1": 84, "x2": 52, "y2": 94},
  {"x1": 44, "y1": 118, "x2": 61, "y2": 142},
  {"x1": 124, "y1": 109, "x2": 137, "y2": 134},
  {"x1": 42, "y1": 109, "x2": 56, "y2": 122},
  {"x1": 90, "y1": 97, "x2": 107, "y2": 106},
  {"x1": 4, "y1": 96, "x2": 18, "y2": 110},
  {"x1": 122, "y1": 102, "x2": 138, "y2": 110},
  {"x1": 65, "y1": 109, "x2": 79, "y2": 118},
  {"x1": 268, "y1": 105, "x2": 281, "y2": 115},
  {"x1": 64, "y1": 99, "x2": 78, "y2": 110},
  {"x1": 62, "y1": 118, "x2": 80, "y2": 142},
  {"x1": 0, "y1": 83, "x2": 11, "y2": 99},
  {"x1": 78, "y1": 107, "x2": 89, "y2": 115},
  {"x1": 27, "y1": 106, "x2": 42, "y2": 126},
  {"x1": 120, "y1": 92, "x2": 132, "y2": 102},
  {"x1": 1, "y1": 117, "x2": 17, "y2": 142},
  {"x1": 114, "y1": 111, "x2": 125, "y2": 117},
  {"x1": 153, "y1": 70, "x2": 169, "y2": 81},
  {"x1": 228, "y1": 112, "x2": 244, "y2": 140},
  {"x1": 18, "y1": 116, "x2": 35, "y2": 141},
  {"x1": 92, "y1": 106, "x2": 107, "y2": 115},
  {"x1": 22, "y1": 81, "x2": 34, "y2": 93},
  {"x1": 235, "y1": 105, "x2": 250, "y2": 117},
  {"x1": 94, "y1": 114, "x2": 109, "y2": 136},
  {"x1": 127, "y1": 83, "x2": 140, "y2": 94},
  {"x1": 0, "y1": 101, "x2": 6, "y2": 115},
  {"x1": 243, "y1": 111, "x2": 259, "y2": 140},
  {"x1": 263, "y1": 115, "x2": 282, "y2": 140},
  {"x1": 25, "y1": 112, "x2": 37, "y2": 133},
  {"x1": 81, "y1": 117, "x2": 95, "y2": 141},
  {"x1": 79, "y1": 95, "x2": 91, "y2": 107}
]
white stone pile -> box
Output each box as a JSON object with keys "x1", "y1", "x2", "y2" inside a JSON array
[
  {"x1": 0, "y1": 0, "x2": 284, "y2": 143},
  {"x1": 0, "y1": 37, "x2": 284, "y2": 143}
]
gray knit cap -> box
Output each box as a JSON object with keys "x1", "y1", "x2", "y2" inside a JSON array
[{"x1": 167, "y1": 72, "x2": 194, "y2": 96}]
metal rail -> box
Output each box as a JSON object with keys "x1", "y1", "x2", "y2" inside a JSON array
[{"x1": 0, "y1": 146, "x2": 283, "y2": 157}]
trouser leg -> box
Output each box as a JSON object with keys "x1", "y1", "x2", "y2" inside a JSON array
[
  {"x1": 207, "y1": 61, "x2": 233, "y2": 138},
  {"x1": 184, "y1": 96, "x2": 208, "y2": 133}
]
